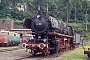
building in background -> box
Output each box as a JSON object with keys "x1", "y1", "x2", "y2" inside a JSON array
[{"x1": 0, "y1": 19, "x2": 23, "y2": 30}]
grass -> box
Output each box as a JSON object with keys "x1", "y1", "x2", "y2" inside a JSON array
[
  {"x1": 59, "y1": 46, "x2": 87, "y2": 60},
  {"x1": 10, "y1": 44, "x2": 22, "y2": 48}
]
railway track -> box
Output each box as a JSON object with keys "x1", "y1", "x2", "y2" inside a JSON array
[
  {"x1": 0, "y1": 47, "x2": 87, "y2": 60},
  {"x1": 15, "y1": 56, "x2": 30, "y2": 60},
  {"x1": 0, "y1": 47, "x2": 21, "y2": 52},
  {"x1": 14, "y1": 52, "x2": 62, "y2": 60}
]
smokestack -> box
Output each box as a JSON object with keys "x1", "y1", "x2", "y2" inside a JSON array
[
  {"x1": 46, "y1": 3, "x2": 48, "y2": 12},
  {"x1": 38, "y1": 6, "x2": 40, "y2": 11}
]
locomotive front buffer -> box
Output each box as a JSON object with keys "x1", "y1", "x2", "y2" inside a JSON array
[{"x1": 25, "y1": 39, "x2": 50, "y2": 56}]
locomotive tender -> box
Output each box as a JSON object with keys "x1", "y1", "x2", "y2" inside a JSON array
[{"x1": 24, "y1": 10, "x2": 80, "y2": 56}]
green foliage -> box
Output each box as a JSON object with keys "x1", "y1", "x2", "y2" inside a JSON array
[
  {"x1": 10, "y1": 9, "x2": 29, "y2": 20},
  {"x1": 60, "y1": 47, "x2": 87, "y2": 60},
  {"x1": 0, "y1": 0, "x2": 90, "y2": 23},
  {"x1": 14, "y1": 19, "x2": 24, "y2": 25},
  {"x1": 68, "y1": 23, "x2": 90, "y2": 40},
  {"x1": 1, "y1": 0, "x2": 90, "y2": 40}
]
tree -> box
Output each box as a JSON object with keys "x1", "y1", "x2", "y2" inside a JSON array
[{"x1": 82, "y1": 0, "x2": 89, "y2": 31}]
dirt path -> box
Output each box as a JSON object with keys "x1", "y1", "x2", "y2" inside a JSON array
[
  {"x1": 0, "y1": 48, "x2": 60, "y2": 60},
  {"x1": 0, "y1": 47, "x2": 88, "y2": 60}
]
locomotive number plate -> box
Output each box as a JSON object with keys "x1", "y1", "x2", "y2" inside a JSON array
[{"x1": 36, "y1": 23, "x2": 42, "y2": 25}]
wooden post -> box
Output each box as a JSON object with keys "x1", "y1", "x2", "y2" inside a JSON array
[
  {"x1": 66, "y1": 2, "x2": 68, "y2": 24},
  {"x1": 75, "y1": 1, "x2": 76, "y2": 23},
  {"x1": 86, "y1": 10, "x2": 88, "y2": 32}
]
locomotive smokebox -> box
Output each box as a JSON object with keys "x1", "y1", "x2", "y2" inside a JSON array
[
  {"x1": 32, "y1": 15, "x2": 49, "y2": 34},
  {"x1": 24, "y1": 16, "x2": 49, "y2": 35}
]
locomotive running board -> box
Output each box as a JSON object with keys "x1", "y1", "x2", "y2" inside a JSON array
[{"x1": 48, "y1": 32, "x2": 73, "y2": 38}]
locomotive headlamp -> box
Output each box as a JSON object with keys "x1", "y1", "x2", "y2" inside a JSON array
[
  {"x1": 37, "y1": 15, "x2": 40, "y2": 18},
  {"x1": 43, "y1": 39, "x2": 47, "y2": 43},
  {"x1": 22, "y1": 43, "x2": 26, "y2": 48},
  {"x1": 39, "y1": 43, "x2": 45, "y2": 49}
]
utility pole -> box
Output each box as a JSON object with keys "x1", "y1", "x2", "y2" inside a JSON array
[
  {"x1": 44, "y1": 0, "x2": 49, "y2": 18},
  {"x1": 86, "y1": 9, "x2": 88, "y2": 32},
  {"x1": 75, "y1": 0, "x2": 77, "y2": 23},
  {"x1": 38, "y1": 6, "x2": 40, "y2": 10},
  {"x1": 46, "y1": 3, "x2": 48, "y2": 13},
  {"x1": 66, "y1": 2, "x2": 68, "y2": 24}
]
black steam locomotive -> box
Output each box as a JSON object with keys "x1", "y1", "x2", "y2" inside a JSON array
[
  {"x1": 24, "y1": 10, "x2": 74, "y2": 36},
  {"x1": 23, "y1": 10, "x2": 78, "y2": 56}
]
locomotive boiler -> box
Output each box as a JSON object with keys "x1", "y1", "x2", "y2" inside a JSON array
[{"x1": 23, "y1": 10, "x2": 80, "y2": 56}]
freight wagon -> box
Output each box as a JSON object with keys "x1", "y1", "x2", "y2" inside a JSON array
[{"x1": 0, "y1": 30, "x2": 20, "y2": 46}]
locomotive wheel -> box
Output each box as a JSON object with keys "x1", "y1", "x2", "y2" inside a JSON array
[
  {"x1": 4, "y1": 43, "x2": 8, "y2": 47},
  {"x1": 15, "y1": 42, "x2": 19, "y2": 46},
  {"x1": 43, "y1": 47, "x2": 50, "y2": 56},
  {"x1": 32, "y1": 51, "x2": 36, "y2": 56},
  {"x1": 50, "y1": 47, "x2": 57, "y2": 54},
  {"x1": 30, "y1": 50, "x2": 36, "y2": 56},
  {"x1": 50, "y1": 40, "x2": 60, "y2": 54},
  {"x1": 0, "y1": 43, "x2": 1, "y2": 47}
]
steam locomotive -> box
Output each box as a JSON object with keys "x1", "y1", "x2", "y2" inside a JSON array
[{"x1": 23, "y1": 10, "x2": 80, "y2": 56}]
